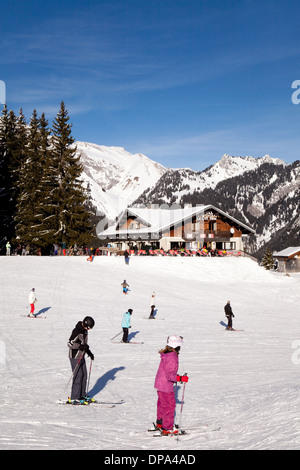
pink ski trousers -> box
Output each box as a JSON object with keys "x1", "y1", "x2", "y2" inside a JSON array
[{"x1": 156, "y1": 390, "x2": 176, "y2": 430}]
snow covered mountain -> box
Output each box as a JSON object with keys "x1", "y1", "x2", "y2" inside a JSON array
[
  {"x1": 135, "y1": 155, "x2": 299, "y2": 256},
  {"x1": 75, "y1": 142, "x2": 299, "y2": 256},
  {"x1": 75, "y1": 142, "x2": 167, "y2": 221},
  {"x1": 135, "y1": 153, "x2": 286, "y2": 205}
]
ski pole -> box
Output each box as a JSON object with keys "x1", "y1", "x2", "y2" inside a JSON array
[
  {"x1": 177, "y1": 373, "x2": 188, "y2": 434},
  {"x1": 86, "y1": 358, "x2": 93, "y2": 396},
  {"x1": 64, "y1": 351, "x2": 84, "y2": 395},
  {"x1": 110, "y1": 330, "x2": 123, "y2": 341}
]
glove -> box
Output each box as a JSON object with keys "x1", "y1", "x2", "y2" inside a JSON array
[
  {"x1": 87, "y1": 349, "x2": 94, "y2": 361},
  {"x1": 79, "y1": 343, "x2": 89, "y2": 351},
  {"x1": 177, "y1": 374, "x2": 189, "y2": 383}
]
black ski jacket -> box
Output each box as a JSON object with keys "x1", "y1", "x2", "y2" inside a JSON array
[
  {"x1": 68, "y1": 321, "x2": 89, "y2": 359},
  {"x1": 224, "y1": 304, "x2": 234, "y2": 318}
]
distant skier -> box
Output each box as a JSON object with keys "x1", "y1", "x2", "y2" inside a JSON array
[
  {"x1": 121, "y1": 280, "x2": 129, "y2": 294},
  {"x1": 6, "y1": 241, "x2": 11, "y2": 256},
  {"x1": 149, "y1": 291, "x2": 156, "y2": 318},
  {"x1": 67, "y1": 316, "x2": 95, "y2": 403},
  {"x1": 154, "y1": 335, "x2": 188, "y2": 435},
  {"x1": 87, "y1": 248, "x2": 94, "y2": 262},
  {"x1": 224, "y1": 300, "x2": 235, "y2": 330},
  {"x1": 28, "y1": 288, "x2": 37, "y2": 317},
  {"x1": 149, "y1": 305, "x2": 156, "y2": 319},
  {"x1": 124, "y1": 250, "x2": 130, "y2": 265},
  {"x1": 121, "y1": 309, "x2": 133, "y2": 343}
]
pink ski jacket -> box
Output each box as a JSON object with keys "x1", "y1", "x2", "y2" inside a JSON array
[{"x1": 154, "y1": 351, "x2": 179, "y2": 393}]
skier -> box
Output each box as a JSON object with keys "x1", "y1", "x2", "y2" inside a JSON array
[
  {"x1": 154, "y1": 335, "x2": 188, "y2": 435},
  {"x1": 62, "y1": 241, "x2": 66, "y2": 256},
  {"x1": 224, "y1": 300, "x2": 235, "y2": 330},
  {"x1": 121, "y1": 309, "x2": 133, "y2": 343},
  {"x1": 28, "y1": 288, "x2": 37, "y2": 317},
  {"x1": 149, "y1": 291, "x2": 156, "y2": 318},
  {"x1": 87, "y1": 247, "x2": 94, "y2": 262},
  {"x1": 67, "y1": 316, "x2": 95, "y2": 403},
  {"x1": 6, "y1": 241, "x2": 11, "y2": 256},
  {"x1": 149, "y1": 305, "x2": 156, "y2": 319},
  {"x1": 121, "y1": 280, "x2": 129, "y2": 294},
  {"x1": 124, "y1": 250, "x2": 130, "y2": 265}
]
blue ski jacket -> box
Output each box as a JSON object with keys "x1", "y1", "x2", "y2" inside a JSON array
[{"x1": 122, "y1": 311, "x2": 131, "y2": 328}]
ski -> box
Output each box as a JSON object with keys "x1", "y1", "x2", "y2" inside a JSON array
[
  {"x1": 147, "y1": 428, "x2": 187, "y2": 437},
  {"x1": 20, "y1": 314, "x2": 47, "y2": 319},
  {"x1": 94, "y1": 400, "x2": 125, "y2": 406},
  {"x1": 57, "y1": 398, "x2": 124, "y2": 407},
  {"x1": 153, "y1": 430, "x2": 187, "y2": 437},
  {"x1": 147, "y1": 422, "x2": 221, "y2": 436},
  {"x1": 219, "y1": 320, "x2": 243, "y2": 331},
  {"x1": 147, "y1": 422, "x2": 186, "y2": 437}
]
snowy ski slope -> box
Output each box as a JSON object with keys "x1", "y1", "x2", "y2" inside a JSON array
[{"x1": 0, "y1": 255, "x2": 299, "y2": 450}]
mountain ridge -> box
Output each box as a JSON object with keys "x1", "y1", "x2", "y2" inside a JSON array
[{"x1": 76, "y1": 141, "x2": 299, "y2": 255}]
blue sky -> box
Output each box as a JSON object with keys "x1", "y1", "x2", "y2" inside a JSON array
[{"x1": 1, "y1": 0, "x2": 300, "y2": 170}]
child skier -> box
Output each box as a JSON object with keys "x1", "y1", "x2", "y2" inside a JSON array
[
  {"x1": 149, "y1": 305, "x2": 156, "y2": 319},
  {"x1": 87, "y1": 248, "x2": 94, "y2": 262},
  {"x1": 28, "y1": 288, "x2": 37, "y2": 317},
  {"x1": 149, "y1": 291, "x2": 156, "y2": 318},
  {"x1": 224, "y1": 300, "x2": 235, "y2": 330},
  {"x1": 121, "y1": 280, "x2": 129, "y2": 294},
  {"x1": 154, "y1": 335, "x2": 188, "y2": 435},
  {"x1": 121, "y1": 309, "x2": 133, "y2": 343},
  {"x1": 67, "y1": 316, "x2": 95, "y2": 403}
]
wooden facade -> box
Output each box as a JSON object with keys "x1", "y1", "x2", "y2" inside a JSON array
[
  {"x1": 99, "y1": 205, "x2": 255, "y2": 253},
  {"x1": 273, "y1": 247, "x2": 300, "y2": 273}
]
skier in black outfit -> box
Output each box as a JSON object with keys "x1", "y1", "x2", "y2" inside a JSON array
[
  {"x1": 67, "y1": 316, "x2": 95, "y2": 402},
  {"x1": 224, "y1": 301, "x2": 235, "y2": 330}
]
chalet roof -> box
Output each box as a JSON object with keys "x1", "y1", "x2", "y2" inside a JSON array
[
  {"x1": 99, "y1": 204, "x2": 255, "y2": 238},
  {"x1": 273, "y1": 247, "x2": 300, "y2": 258}
]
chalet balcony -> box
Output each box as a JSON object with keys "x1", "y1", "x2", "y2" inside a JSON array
[{"x1": 183, "y1": 230, "x2": 232, "y2": 241}]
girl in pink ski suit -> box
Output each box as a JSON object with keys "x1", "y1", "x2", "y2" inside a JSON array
[{"x1": 154, "y1": 335, "x2": 183, "y2": 432}]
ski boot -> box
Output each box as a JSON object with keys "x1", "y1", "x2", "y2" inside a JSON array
[{"x1": 82, "y1": 395, "x2": 96, "y2": 403}]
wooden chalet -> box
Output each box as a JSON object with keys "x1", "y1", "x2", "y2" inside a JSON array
[
  {"x1": 273, "y1": 247, "x2": 300, "y2": 273},
  {"x1": 98, "y1": 205, "x2": 255, "y2": 254}
]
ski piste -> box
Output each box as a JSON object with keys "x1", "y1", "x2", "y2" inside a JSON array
[
  {"x1": 20, "y1": 314, "x2": 47, "y2": 319},
  {"x1": 219, "y1": 320, "x2": 243, "y2": 331}
]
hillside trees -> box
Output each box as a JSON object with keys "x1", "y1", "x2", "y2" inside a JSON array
[
  {"x1": 0, "y1": 102, "x2": 94, "y2": 254},
  {"x1": 0, "y1": 106, "x2": 28, "y2": 249},
  {"x1": 50, "y1": 102, "x2": 92, "y2": 246}
]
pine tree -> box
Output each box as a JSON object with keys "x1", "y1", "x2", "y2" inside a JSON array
[
  {"x1": 31, "y1": 112, "x2": 58, "y2": 248},
  {"x1": 50, "y1": 101, "x2": 93, "y2": 246},
  {"x1": 0, "y1": 105, "x2": 11, "y2": 251},
  {"x1": 0, "y1": 106, "x2": 25, "y2": 251},
  {"x1": 261, "y1": 248, "x2": 274, "y2": 270},
  {"x1": 15, "y1": 109, "x2": 45, "y2": 246},
  {"x1": 2, "y1": 103, "x2": 94, "y2": 253}
]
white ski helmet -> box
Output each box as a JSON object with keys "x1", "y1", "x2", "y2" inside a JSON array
[{"x1": 167, "y1": 335, "x2": 183, "y2": 348}]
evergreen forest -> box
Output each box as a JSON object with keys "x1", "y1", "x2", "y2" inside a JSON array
[{"x1": 0, "y1": 102, "x2": 95, "y2": 255}]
